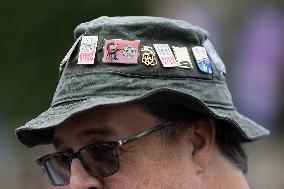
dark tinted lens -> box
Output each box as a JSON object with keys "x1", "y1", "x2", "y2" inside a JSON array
[
  {"x1": 43, "y1": 154, "x2": 71, "y2": 186},
  {"x1": 80, "y1": 144, "x2": 119, "y2": 177}
]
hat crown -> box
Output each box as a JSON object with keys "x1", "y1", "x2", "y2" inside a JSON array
[{"x1": 54, "y1": 16, "x2": 227, "y2": 107}]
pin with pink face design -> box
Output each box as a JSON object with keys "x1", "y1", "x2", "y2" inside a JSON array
[{"x1": 102, "y1": 39, "x2": 140, "y2": 64}]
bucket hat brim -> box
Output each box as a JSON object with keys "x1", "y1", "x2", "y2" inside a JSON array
[{"x1": 16, "y1": 88, "x2": 270, "y2": 148}]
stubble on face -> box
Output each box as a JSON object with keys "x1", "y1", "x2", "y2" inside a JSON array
[{"x1": 53, "y1": 103, "x2": 199, "y2": 189}]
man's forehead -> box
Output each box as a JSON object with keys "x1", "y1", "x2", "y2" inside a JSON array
[
  {"x1": 56, "y1": 103, "x2": 148, "y2": 129},
  {"x1": 53, "y1": 107, "x2": 121, "y2": 149},
  {"x1": 52, "y1": 102, "x2": 157, "y2": 149}
]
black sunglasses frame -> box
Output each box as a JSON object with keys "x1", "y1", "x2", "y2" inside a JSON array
[{"x1": 36, "y1": 122, "x2": 174, "y2": 185}]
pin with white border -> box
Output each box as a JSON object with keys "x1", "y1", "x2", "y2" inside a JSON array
[
  {"x1": 192, "y1": 46, "x2": 212, "y2": 74},
  {"x1": 153, "y1": 44, "x2": 179, "y2": 67},
  {"x1": 59, "y1": 34, "x2": 83, "y2": 72},
  {"x1": 78, "y1": 36, "x2": 99, "y2": 64},
  {"x1": 202, "y1": 39, "x2": 226, "y2": 75},
  {"x1": 172, "y1": 46, "x2": 193, "y2": 69}
]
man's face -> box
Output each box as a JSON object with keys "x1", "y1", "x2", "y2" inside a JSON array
[{"x1": 53, "y1": 103, "x2": 199, "y2": 189}]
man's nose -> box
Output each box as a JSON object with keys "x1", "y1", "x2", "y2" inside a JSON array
[{"x1": 69, "y1": 159, "x2": 104, "y2": 189}]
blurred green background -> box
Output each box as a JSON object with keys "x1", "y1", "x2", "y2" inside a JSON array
[{"x1": 0, "y1": 0, "x2": 283, "y2": 188}]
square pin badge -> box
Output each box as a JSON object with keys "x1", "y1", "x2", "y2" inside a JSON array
[
  {"x1": 78, "y1": 36, "x2": 99, "y2": 64},
  {"x1": 102, "y1": 39, "x2": 140, "y2": 64},
  {"x1": 192, "y1": 46, "x2": 212, "y2": 74},
  {"x1": 172, "y1": 46, "x2": 193, "y2": 69}
]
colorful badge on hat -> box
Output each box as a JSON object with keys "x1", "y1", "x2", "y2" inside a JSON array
[
  {"x1": 172, "y1": 46, "x2": 193, "y2": 69},
  {"x1": 59, "y1": 34, "x2": 83, "y2": 72},
  {"x1": 102, "y1": 39, "x2": 140, "y2": 64},
  {"x1": 153, "y1": 44, "x2": 178, "y2": 67},
  {"x1": 141, "y1": 46, "x2": 157, "y2": 66},
  {"x1": 202, "y1": 39, "x2": 226, "y2": 75},
  {"x1": 192, "y1": 46, "x2": 212, "y2": 74},
  {"x1": 78, "y1": 36, "x2": 99, "y2": 64}
]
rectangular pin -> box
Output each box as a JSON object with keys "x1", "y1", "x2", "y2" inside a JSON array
[
  {"x1": 153, "y1": 44, "x2": 178, "y2": 67},
  {"x1": 192, "y1": 46, "x2": 212, "y2": 74},
  {"x1": 172, "y1": 46, "x2": 193, "y2": 69},
  {"x1": 102, "y1": 39, "x2": 140, "y2": 64},
  {"x1": 78, "y1": 36, "x2": 99, "y2": 64}
]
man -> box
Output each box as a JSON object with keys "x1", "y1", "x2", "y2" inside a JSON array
[{"x1": 16, "y1": 16, "x2": 269, "y2": 189}]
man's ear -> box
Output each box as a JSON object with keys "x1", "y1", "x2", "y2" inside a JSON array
[{"x1": 189, "y1": 119, "x2": 216, "y2": 175}]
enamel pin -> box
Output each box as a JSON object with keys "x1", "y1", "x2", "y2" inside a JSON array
[
  {"x1": 203, "y1": 39, "x2": 226, "y2": 75},
  {"x1": 172, "y1": 46, "x2": 193, "y2": 69},
  {"x1": 59, "y1": 34, "x2": 83, "y2": 72},
  {"x1": 141, "y1": 46, "x2": 157, "y2": 66},
  {"x1": 192, "y1": 46, "x2": 212, "y2": 74},
  {"x1": 102, "y1": 39, "x2": 140, "y2": 64},
  {"x1": 78, "y1": 36, "x2": 99, "y2": 64},
  {"x1": 153, "y1": 44, "x2": 178, "y2": 67}
]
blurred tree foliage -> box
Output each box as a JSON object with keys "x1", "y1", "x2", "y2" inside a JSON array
[{"x1": 0, "y1": 0, "x2": 150, "y2": 126}]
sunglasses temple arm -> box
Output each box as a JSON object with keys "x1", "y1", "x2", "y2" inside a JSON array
[{"x1": 118, "y1": 122, "x2": 173, "y2": 146}]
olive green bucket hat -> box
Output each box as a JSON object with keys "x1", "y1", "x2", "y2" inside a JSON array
[{"x1": 16, "y1": 16, "x2": 269, "y2": 147}]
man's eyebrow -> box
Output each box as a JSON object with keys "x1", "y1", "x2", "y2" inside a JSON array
[{"x1": 77, "y1": 127, "x2": 115, "y2": 139}]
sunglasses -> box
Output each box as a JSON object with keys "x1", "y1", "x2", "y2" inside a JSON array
[{"x1": 36, "y1": 122, "x2": 173, "y2": 186}]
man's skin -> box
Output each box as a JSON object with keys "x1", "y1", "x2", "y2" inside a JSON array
[{"x1": 52, "y1": 102, "x2": 250, "y2": 189}]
